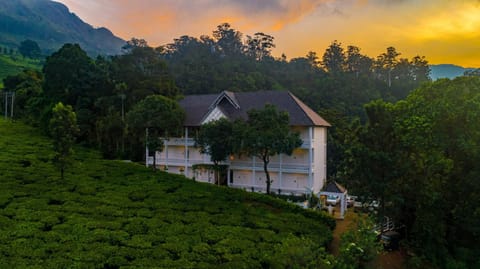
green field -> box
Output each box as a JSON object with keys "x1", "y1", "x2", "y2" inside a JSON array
[
  {"x1": 0, "y1": 118, "x2": 334, "y2": 268},
  {"x1": 0, "y1": 54, "x2": 41, "y2": 88}
]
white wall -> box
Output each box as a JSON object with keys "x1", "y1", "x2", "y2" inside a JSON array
[{"x1": 157, "y1": 125, "x2": 328, "y2": 195}]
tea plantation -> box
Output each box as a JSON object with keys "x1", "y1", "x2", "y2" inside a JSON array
[{"x1": 0, "y1": 119, "x2": 335, "y2": 268}]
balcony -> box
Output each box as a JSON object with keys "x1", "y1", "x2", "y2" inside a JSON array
[
  {"x1": 300, "y1": 140, "x2": 311, "y2": 149},
  {"x1": 229, "y1": 161, "x2": 310, "y2": 174},
  {"x1": 165, "y1": 138, "x2": 195, "y2": 146}
]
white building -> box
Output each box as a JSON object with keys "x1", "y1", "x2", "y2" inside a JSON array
[{"x1": 151, "y1": 91, "x2": 330, "y2": 195}]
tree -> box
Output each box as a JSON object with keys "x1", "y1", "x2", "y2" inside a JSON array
[
  {"x1": 238, "y1": 104, "x2": 302, "y2": 194},
  {"x1": 111, "y1": 45, "x2": 179, "y2": 104},
  {"x1": 245, "y1": 32, "x2": 275, "y2": 60},
  {"x1": 2, "y1": 69, "x2": 44, "y2": 121},
  {"x1": 49, "y1": 102, "x2": 79, "y2": 179},
  {"x1": 18, "y1": 39, "x2": 41, "y2": 59},
  {"x1": 126, "y1": 95, "x2": 185, "y2": 170},
  {"x1": 345, "y1": 45, "x2": 373, "y2": 77},
  {"x1": 122, "y1": 37, "x2": 149, "y2": 53},
  {"x1": 322, "y1": 40, "x2": 346, "y2": 74},
  {"x1": 305, "y1": 51, "x2": 320, "y2": 68},
  {"x1": 195, "y1": 118, "x2": 235, "y2": 184},
  {"x1": 212, "y1": 23, "x2": 243, "y2": 56},
  {"x1": 375, "y1": 47, "x2": 400, "y2": 88}
]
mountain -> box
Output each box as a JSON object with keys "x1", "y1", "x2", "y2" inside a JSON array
[
  {"x1": 0, "y1": 0, "x2": 125, "y2": 56},
  {"x1": 430, "y1": 64, "x2": 475, "y2": 80}
]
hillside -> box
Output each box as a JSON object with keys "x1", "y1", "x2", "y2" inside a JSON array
[
  {"x1": 0, "y1": 118, "x2": 334, "y2": 267},
  {"x1": 430, "y1": 64, "x2": 475, "y2": 80},
  {"x1": 0, "y1": 54, "x2": 41, "y2": 87},
  {"x1": 0, "y1": 0, "x2": 125, "y2": 56}
]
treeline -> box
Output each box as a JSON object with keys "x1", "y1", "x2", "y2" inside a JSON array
[
  {"x1": 1, "y1": 42, "x2": 179, "y2": 160},
  {"x1": 0, "y1": 23, "x2": 430, "y2": 164},
  {"x1": 1, "y1": 22, "x2": 479, "y2": 268}
]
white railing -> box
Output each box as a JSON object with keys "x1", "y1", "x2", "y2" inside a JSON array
[
  {"x1": 165, "y1": 138, "x2": 195, "y2": 146},
  {"x1": 229, "y1": 183, "x2": 307, "y2": 195},
  {"x1": 229, "y1": 161, "x2": 310, "y2": 173}
]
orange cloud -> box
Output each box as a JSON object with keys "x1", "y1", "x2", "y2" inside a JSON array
[{"x1": 56, "y1": 0, "x2": 480, "y2": 67}]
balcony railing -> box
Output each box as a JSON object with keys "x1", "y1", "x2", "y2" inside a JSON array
[
  {"x1": 229, "y1": 161, "x2": 310, "y2": 173},
  {"x1": 164, "y1": 138, "x2": 195, "y2": 146},
  {"x1": 229, "y1": 183, "x2": 310, "y2": 195}
]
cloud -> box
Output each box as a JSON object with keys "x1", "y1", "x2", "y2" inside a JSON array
[
  {"x1": 56, "y1": 0, "x2": 480, "y2": 67},
  {"x1": 58, "y1": 0, "x2": 342, "y2": 37}
]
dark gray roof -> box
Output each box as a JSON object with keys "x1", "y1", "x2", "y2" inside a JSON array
[
  {"x1": 179, "y1": 91, "x2": 331, "y2": 127},
  {"x1": 323, "y1": 181, "x2": 347, "y2": 193}
]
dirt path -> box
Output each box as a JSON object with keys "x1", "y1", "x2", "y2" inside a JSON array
[{"x1": 329, "y1": 210, "x2": 356, "y2": 256}]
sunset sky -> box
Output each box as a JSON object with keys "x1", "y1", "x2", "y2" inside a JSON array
[{"x1": 56, "y1": 0, "x2": 480, "y2": 68}]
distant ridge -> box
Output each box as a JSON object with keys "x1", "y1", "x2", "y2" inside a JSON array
[
  {"x1": 0, "y1": 0, "x2": 125, "y2": 56},
  {"x1": 430, "y1": 64, "x2": 475, "y2": 80}
]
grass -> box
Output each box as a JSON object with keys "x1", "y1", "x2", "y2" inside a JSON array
[{"x1": 0, "y1": 118, "x2": 334, "y2": 268}]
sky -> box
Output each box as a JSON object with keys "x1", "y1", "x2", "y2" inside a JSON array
[{"x1": 55, "y1": 0, "x2": 480, "y2": 68}]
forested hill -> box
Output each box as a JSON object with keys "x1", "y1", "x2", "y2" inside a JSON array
[
  {"x1": 0, "y1": 0, "x2": 125, "y2": 56},
  {"x1": 430, "y1": 64, "x2": 475, "y2": 80}
]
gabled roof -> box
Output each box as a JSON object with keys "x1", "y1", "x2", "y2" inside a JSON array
[
  {"x1": 179, "y1": 91, "x2": 331, "y2": 127},
  {"x1": 323, "y1": 181, "x2": 347, "y2": 194}
]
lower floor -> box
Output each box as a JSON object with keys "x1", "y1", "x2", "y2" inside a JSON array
[
  {"x1": 150, "y1": 159, "x2": 324, "y2": 196},
  {"x1": 227, "y1": 169, "x2": 312, "y2": 195}
]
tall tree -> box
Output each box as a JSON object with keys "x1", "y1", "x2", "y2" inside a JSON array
[
  {"x1": 49, "y1": 102, "x2": 79, "y2": 179},
  {"x1": 238, "y1": 104, "x2": 302, "y2": 194},
  {"x1": 122, "y1": 37, "x2": 149, "y2": 53},
  {"x1": 43, "y1": 43, "x2": 96, "y2": 105},
  {"x1": 195, "y1": 118, "x2": 235, "y2": 184},
  {"x1": 111, "y1": 45, "x2": 179, "y2": 105},
  {"x1": 345, "y1": 45, "x2": 373, "y2": 77},
  {"x1": 375, "y1": 46, "x2": 400, "y2": 88},
  {"x1": 42, "y1": 43, "x2": 104, "y2": 143},
  {"x1": 126, "y1": 95, "x2": 185, "y2": 170},
  {"x1": 322, "y1": 40, "x2": 346, "y2": 75},
  {"x1": 212, "y1": 23, "x2": 244, "y2": 56},
  {"x1": 245, "y1": 32, "x2": 275, "y2": 60}
]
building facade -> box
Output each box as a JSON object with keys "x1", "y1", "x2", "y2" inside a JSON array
[{"x1": 149, "y1": 91, "x2": 330, "y2": 195}]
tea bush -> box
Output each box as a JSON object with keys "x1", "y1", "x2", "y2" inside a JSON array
[{"x1": 0, "y1": 119, "x2": 334, "y2": 267}]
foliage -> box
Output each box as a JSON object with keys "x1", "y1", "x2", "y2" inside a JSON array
[
  {"x1": 2, "y1": 69, "x2": 44, "y2": 122},
  {"x1": 18, "y1": 39, "x2": 41, "y2": 59},
  {"x1": 157, "y1": 23, "x2": 431, "y2": 177},
  {"x1": 49, "y1": 102, "x2": 79, "y2": 179},
  {"x1": 195, "y1": 118, "x2": 235, "y2": 184},
  {"x1": 342, "y1": 77, "x2": 480, "y2": 268},
  {"x1": 236, "y1": 104, "x2": 302, "y2": 194},
  {"x1": 0, "y1": 119, "x2": 334, "y2": 267},
  {"x1": 0, "y1": 54, "x2": 41, "y2": 88},
  {"x1": 336, "y1": 216, "x2": 382, "y2": 269},
  {"x1": 42, "y1": 43, "x2": 102, "y2": 142},
  {"x1": 126, "y1": 95, "x2": 185, "y2": 169},
  {"x1": 195, "y1": 118, "x2": 235, "y2": 164}
]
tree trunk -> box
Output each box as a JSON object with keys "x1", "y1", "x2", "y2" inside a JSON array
[
  {"x1": 60, "y1": 167, "x2": 64, "y2": 180},
  {"x1": 263, "y1": 157, "x2": 271, "y2": 194},
  {"x1": 153, "y1": 153, "x2": 157, "y2": 171}
]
